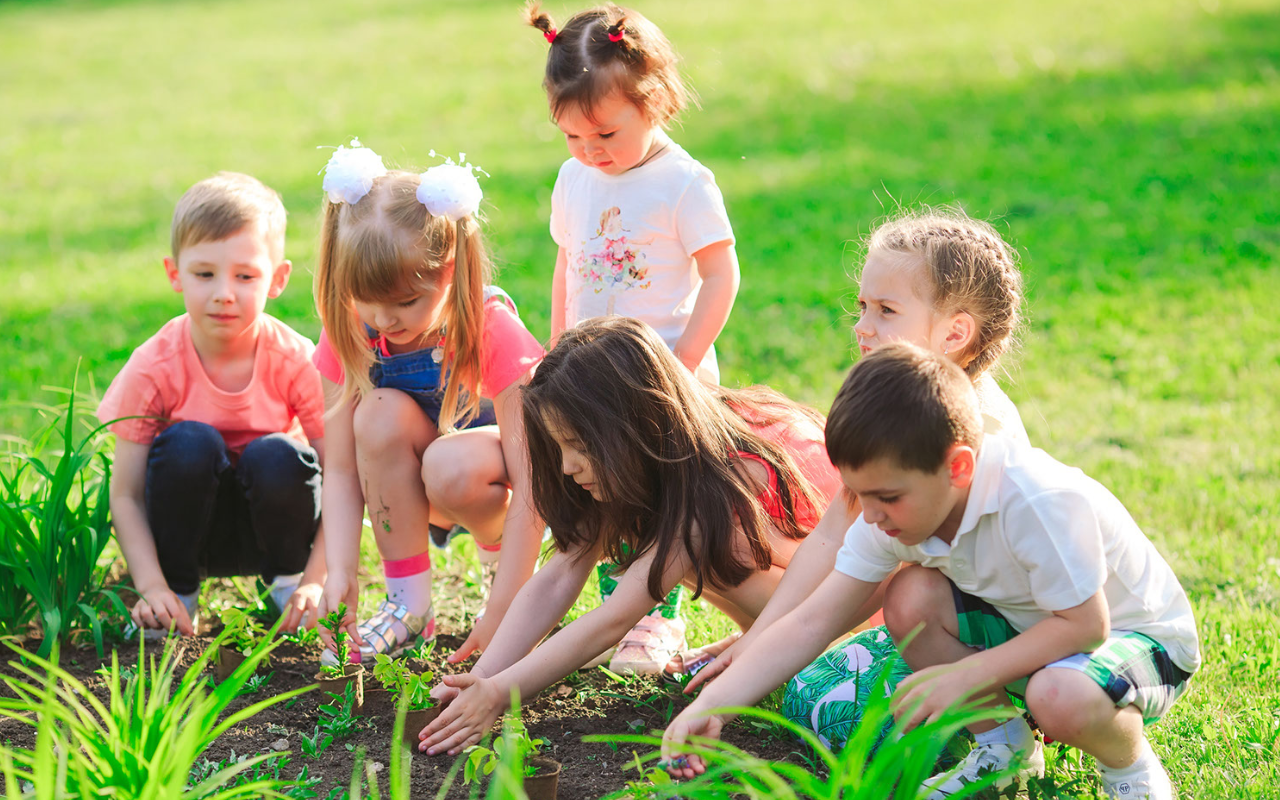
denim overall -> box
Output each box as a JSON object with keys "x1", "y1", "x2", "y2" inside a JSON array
[{"x1": 365, "y1": 286, "x2": 516, "y2": 429}]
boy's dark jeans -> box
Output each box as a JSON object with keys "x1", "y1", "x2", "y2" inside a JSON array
[{"x1": 145, "y1": 421, "x2": 321, "y2": 595}]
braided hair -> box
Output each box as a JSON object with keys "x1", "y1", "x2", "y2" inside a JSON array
[{"x1": 865, "y1": 210, "x2": 1023, "y2": 377}]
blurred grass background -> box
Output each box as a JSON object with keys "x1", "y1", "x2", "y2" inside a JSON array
[{"x1": 1, "y1": 0, "x2": 1277, "y2": 795}]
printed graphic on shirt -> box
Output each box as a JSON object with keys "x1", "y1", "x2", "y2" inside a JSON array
[{"x1": 570, "y1": 207, "x2": 652, "y2": 311}]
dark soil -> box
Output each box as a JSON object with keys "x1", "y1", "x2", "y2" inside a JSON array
[{"x1": 0, "y1": 622, "x2": 811, "y2": 799}]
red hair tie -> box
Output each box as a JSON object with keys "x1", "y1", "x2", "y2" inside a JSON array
[
  {"x1": 608, "y1": 27, "x2": 625, "y2": 42},
  {"x1": 544, "y1": 26, "x2": 558, "y2": 44}
]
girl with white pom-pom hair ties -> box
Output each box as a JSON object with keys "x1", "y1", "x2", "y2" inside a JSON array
[{"x1": 312, "y1": 141, "x2": 545, "y2": 668}]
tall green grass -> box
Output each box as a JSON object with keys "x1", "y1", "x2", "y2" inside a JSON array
[{"x1": 0, "y1": 378, "x2": 128, "y2": 658}]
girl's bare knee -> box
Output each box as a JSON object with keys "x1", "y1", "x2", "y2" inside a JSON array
[{"x1": 354, "y1": 390, "x2": 428, "y2": 456}]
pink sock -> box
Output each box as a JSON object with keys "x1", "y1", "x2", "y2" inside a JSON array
[{"x1": 383, "y1": 550, "x2": 434, "y2": 618}]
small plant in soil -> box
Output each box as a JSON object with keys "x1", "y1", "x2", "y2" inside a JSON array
[
  {"x1": 299, "y1": 727, "x2": 335, "y2": 759},
  {"x1": 462, "y1": 717, "x2": 548, "y2": 784},
  {"x1": 220, "y1": 607, "x2": 268, "y2": 656},
  {"x1": 283, "y1": 625, "x2": 321, "y2": 648},
  {"x1": 318, "y1": 682, "x2": 364, "y2": 740},
  {"x1": 319, "y1": 604, "x2": 352, "y2": 678},
  {"x1": 236, "y1": 671, "x2": 273, "y2": 697},
  {"x1": 371, "y1": 654, "x2": 434, "y2": 711}
]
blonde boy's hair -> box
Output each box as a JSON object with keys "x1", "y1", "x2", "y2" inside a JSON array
[
  {"x1": 313, "y1": 170, "x2": 493, "y2": 430},
  {"x1": 171, "y1": 172, "x2": 287, "y2": 262},
  {"x1": 826, "y1": 342, "x2": 984, "y2": 473}
]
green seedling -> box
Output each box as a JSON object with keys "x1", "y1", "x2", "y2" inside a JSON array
[
  {"x1": 318, "y1": 604, "x2": 352, "y2": 679},
  {"x1": 237, "y1": 671, "x2": 274, "y2": 697},
  {"x1": 318, "y1": 682, "x2": 364, "y2": 740},
  {"x1": 283, "y1": 626, "x2": 321, "y2": 648},
  {"x1": 299, "y1": 727, "x2": 334, "y2": 759},
  {"x1": 371, "y1": 653, "x2": 435, "y2": 711},
  {"x1": 462, "y1": 717, "x2": 547, "y2": 785},
  {"x1": 220, "y1": 607, "x2": 268, "y2": 656}
]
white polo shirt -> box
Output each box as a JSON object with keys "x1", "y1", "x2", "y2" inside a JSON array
[{"x1": 834, "y1": 435, "x2": 1201, "y2": 673}]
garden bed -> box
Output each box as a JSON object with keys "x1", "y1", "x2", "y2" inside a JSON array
[{"x1": 0, "y1": 626, "x2": 806, "y2": 799}]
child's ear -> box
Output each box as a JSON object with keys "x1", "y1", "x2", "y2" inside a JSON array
[
  {"x1": 945, "y1": 443, "x2": 977, "y2": 489},
  {"x1": 268, "y1": 260, "x2": 293, "y2": 299},
  {"x1": 164, "y1": 257, "x2": 183, "y2": 293},
  {"x1": 942, "y1": 312, "x2": 977, "y2": 362}
]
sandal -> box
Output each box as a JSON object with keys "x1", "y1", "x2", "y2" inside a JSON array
[
  {"x1": 660, "y1": 631, "x2": 743, "y2": 685},
  {"x1": 320, "y1": 599, "x2": 436, "y2": 667},
  {"x1": 609, "y1": 613, "x2": 687, "y2": 675}
]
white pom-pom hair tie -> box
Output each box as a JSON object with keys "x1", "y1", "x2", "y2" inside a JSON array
[
  {"x1": 319, "y1": 138, "x2": 387, "y2": 204},
  {"x1": 417, "y1": 162, "x2": 484, "y2": 222}
]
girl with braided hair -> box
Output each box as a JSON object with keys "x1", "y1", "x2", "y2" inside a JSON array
[
  {"x1": 677, "y1": 208, "x2": 1031, "y2": 760},
  {"x1": 525, "y1": 2, "x2": 742, "y2": 675}
]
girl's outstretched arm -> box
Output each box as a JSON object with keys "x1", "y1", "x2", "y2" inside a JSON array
[
  {"x1": 422, "y1": 546, "x2": 687, "y2": 756},
  {"x1": 448, "y1": 372, "x2": 547, "y2": 661},
  {"x1": 316, "y1": 377, "x2": 366, "y2": 652},
  {"x1": 673, "y1": 240, "x2": 739, "y2": 373}
]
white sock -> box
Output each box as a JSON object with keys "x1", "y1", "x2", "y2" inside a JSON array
[
  {"x1": 1098, "y1": 737, "x2": 1159, "y2": 783},
  {"x1": 974, "y1": 715, "x2": 1036, "y2": 752}
]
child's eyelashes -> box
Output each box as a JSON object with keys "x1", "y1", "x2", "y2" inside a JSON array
[
  {"x1": 398, "y1": 296, "x2": 420, "y2": 308},
  {"x1": 599, "y1": 131, "x2": 616, "y2": 139}
]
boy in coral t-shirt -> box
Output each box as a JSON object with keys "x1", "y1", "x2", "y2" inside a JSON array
[{"x1": 98, "y1": 173, "x2": 327, "y2": 636}]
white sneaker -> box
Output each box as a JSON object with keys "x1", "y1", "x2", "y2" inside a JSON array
[
  {"x1": 1101, "y1": 761, "x2": 1175, "y2": 799},
  {"x1": 922, "y1": 740, "x2": 1045, "y2": 799},
  {"x1": 268, "y1": 572, "x2": 303, "y2": 614}
]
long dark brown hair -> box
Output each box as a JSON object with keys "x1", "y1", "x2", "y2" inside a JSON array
[{"x1": 522, "y1": 317, "x2": 825, "y2": 603}]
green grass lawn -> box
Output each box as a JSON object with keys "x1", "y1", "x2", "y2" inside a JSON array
[{"x1": 2, "y1": 0, "x2": 1278, "y2": 796}]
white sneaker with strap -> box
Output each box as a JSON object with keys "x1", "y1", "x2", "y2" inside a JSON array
[
  {"x1": 320, "y1": 598, "x2": 435, "y2": 667},
  {"x1": 1101, "y1": 761, "x2": 1175, "y2": 799},
  {"x1": 608, "y1": 613, "x2": 687, "y2": 675},
  {"x1": 921, "y1": 740, "x2": 1045, "y2": 799}
]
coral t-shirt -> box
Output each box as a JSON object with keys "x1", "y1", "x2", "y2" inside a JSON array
[
  {"x1": 96, "y1": 314, "x2": 325, "y2": 455},
  {"x1": 743, "y1": 410, "x2": 843, "y2": 529},
  {"x1": 312, "y1": 295, "x2": 545, "y2": 399}
]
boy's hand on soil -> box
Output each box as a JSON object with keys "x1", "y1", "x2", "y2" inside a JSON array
[
  {"x1": 661, "y1": 709, "x2": 719, "y2": 779},
  {"x1": 133, "y1": 588, "x2": 194, "y2": 637},
  {"x1": 279, "y1": 581, "x2": 323, "y2": 633},
  {"x1": 891, "y1": 661, "x2": 994, "y2": 731},
  {"x1": 420, "y1": 673, "x2": 503, "y2": 756}
]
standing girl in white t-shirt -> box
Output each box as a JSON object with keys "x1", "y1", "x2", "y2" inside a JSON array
[{"x1": 525, "y1": 2, "x2": 742, "y2": 674}]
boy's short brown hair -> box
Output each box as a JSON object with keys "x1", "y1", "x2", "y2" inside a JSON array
[
  {"x1": 825, "y1": 342, "x2": 984, "y2": 473},
  {"x1": 171, "y1": 172, "x2": 287, "y2": 262}
]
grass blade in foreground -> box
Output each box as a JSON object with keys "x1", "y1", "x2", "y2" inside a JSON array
[
  {"x1": 0, "y1": 618, "x2": 313, "y2": 798},
  {"x1": 591, "y1": 658, "x2": 1017, "y2": 800}
]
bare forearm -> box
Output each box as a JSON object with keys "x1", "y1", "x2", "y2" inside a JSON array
[
  {"x1": 473, "y1": 557, "x2": 586, "y2": 678},
  {"x1": 492, "y1": 603, "x2": 643, "y2": 704},
  {"x1": 674, "y1": 270, "x2": 737, "y2": 371},
  {"x1": 321, "y1": 471, "x2": 365, "y2": 574},
  {"x1": 300, "y1": 521, "x2": 328, "y2": 585},
  {"x1": 111, "y1": 495, "x2": 169, "y2": 594},
  {"x1": 967, "y1": 613, "x2": 1108, "y2": 690}
]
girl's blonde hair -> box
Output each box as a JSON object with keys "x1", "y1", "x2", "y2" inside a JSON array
[
  {"x1": 865, "y1": 209, "x2": 1024, "y2": 377},
  {"x1": 314, "y1": 170, "x2": 492, "y2": 429},
  {"x1": 524, "y1": 2, "x2": 691, "y2": 127}
]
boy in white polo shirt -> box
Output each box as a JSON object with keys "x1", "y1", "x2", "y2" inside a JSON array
[{"x1": 662, "y1": 342, "x2": 1199, "y2": 800}]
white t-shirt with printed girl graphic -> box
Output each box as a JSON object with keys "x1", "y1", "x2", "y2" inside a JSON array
[{"x1": 550, "y1": 131, "x2": 734, "y2": 383}]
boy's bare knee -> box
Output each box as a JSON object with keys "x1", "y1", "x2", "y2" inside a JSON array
[
  {"x1": 1026, "y1": 668, "x2": 1109, "y2": 743},
  {"x1": 883, "y1": 565, "x2": 950, "y2": 640}
]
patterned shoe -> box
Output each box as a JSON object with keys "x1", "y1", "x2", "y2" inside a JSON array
[
  {"x1": 922, "y1": 740, "x2": 1044, "y2": 798},
  {"x1": 609, "y1": 613, "x2": 687, "y2": 675},
  {"x1": 320, "y1": 599, "x2": 435, "y2": 667}
]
